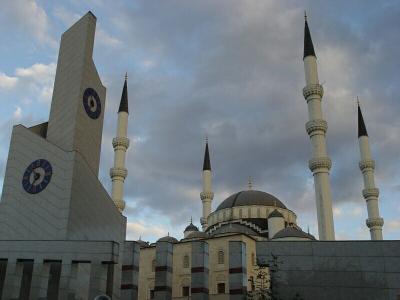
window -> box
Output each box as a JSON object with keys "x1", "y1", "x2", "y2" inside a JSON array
[
  {"x1": 257, "y1": 208, "x2": 261, "y2": 218},
  {"x1": 150, "y1": 289, "x2": 154, "y2": 299},
  {"x1": 239, "y1": 209, "x2": 242, "y2": 218},
  {"x1": 218, "y1": 250, "x2": 224, "y2": 264},
  {"x1": 183, "y1": 255, "x2": 189, "y2": 268},
  {"x1": 151, "y1": 259, "x2": 156, "y2": 272},
  {"x1": 217, "y1": 282, "x2": 225, "y2": 294},
  {"x1": 182, "y1": 286, "x2": 190, "y2": 296},
  {"x1": 248, "y1": 207, "x2": 251, "y2": 217},
  {"x1": 251, "y1": 253, "x2": 256, "y2": 265}
]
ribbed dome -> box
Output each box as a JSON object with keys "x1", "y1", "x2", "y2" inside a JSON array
[
  {"x1": 215, "y1": 190, "x2": 286, "y2": 211},
  {"x1": 272, "y1": 227, "x2": 315, "y2": 240},
  {"x1": 157, "y1": 236, "x2": 178, "y2": 243},
  {"x1": 184, "y1": 223, "x2": 199, "y2": 232}
]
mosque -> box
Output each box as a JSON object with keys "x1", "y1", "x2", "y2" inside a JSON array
[{"x1": 0, "y1": 10, "x2": 398, "y2": 300}]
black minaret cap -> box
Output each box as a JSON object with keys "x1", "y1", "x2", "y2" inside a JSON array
[
  {"x1": 118, "y1": 73, "x2": 129, "y2": 113},
  {"x1": 358, "y1": 102, "x2": 368, "y2": 137},
  {"x1": 303, "y1": 13, "x2": 316, "y2": 59},
  {"x1": 203, "y1": 139, "x2": 211, "y2": 171}
]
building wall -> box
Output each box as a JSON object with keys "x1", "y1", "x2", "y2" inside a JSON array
[
  {"x1": 256, "y1": 240, "x2": 400, "y2": 300},
  {"x1": 137, "y1": 234, "x2": 258, "y2": 300},
  {"x1": 0, "y1": 125, "x2": 73, "y2": 240},
  {"x1": 0, "y1": 240, "x2": 120, "y2": 299}
]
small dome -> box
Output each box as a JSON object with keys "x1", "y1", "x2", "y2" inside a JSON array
[
  {"x1": 184, "y1": 223, "x2": 199, "y2": 232},
  {"x1": 215, "y1": 190, "x2": 286, "y2": 211},
  {"x1": 185, "y1": 231, "x2": 209, "y2": 239},
  {"x1": 272, "y1": 227, "x2": 315, "y2": 240},
  {"x1": 157, "y1": 236, "x2": 178, "y2": 243},
  {"x1": 136, "y1": 239, "x2": 149, "y2": 247},
  {"x1": 268, "y1": 209, "x2": 283, "y2": 219}
]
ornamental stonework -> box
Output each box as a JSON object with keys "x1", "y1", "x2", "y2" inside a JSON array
[
  {"x1": 359, "y1": 159, "x2": 375, "y2": 171},
  {"x1": 305, "y1": 119, "x2": 328, "y2": 135},
  {"x1": 362, "y1": 187, "x2": 379, "y2": 199},
  {"x1": 110, "y1": 167, "x2": 128, "y2": 179},
  {"x1": 309, "y1": 157, "x2": 332, "y2": 172},
  {"x1": 303, "y1": 84, "x2": 324, "y2": 99},
  {"x1": 200, "y1": 191, "x2": 214, "y2": 200},
  {"x1": 112, "y1": 137, "x2": 130, "y2": 149},
  {"x1": 366, "y1": 217, "x2": 384, "y2": 228}
]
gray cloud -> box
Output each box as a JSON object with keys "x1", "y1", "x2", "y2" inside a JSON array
[
  {"x1": 1, "y1": 1, "x2": 398, "y2": 240},
  {"x1": 92, "y1": 1, "x2": 400, "y2": 240}
]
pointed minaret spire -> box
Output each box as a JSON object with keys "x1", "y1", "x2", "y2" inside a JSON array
[
  {"x1": 358, "y1": 99, "x2": 368, "y2": 137},
  {"x1": 110, "y1": 74, "x2": 131, "y2": 212},
  {"x1": 200, "y1": 137, "x2": 214, "y2": 231},
  {"x1": 203, "y1": 137, "x2": 211, "y2": 171},
  {"x1": 118, "y1": 73, "x2": 129, "y2": 113},
  {"x1": 302, "y1": 14, "x2": 335, "y2": 240},
  {"x1": 357, "y1": 101, "x2": 384, "y2": 240},
  {"x1": 303, "y1": 12, "x2": 316, "y2": 59}
]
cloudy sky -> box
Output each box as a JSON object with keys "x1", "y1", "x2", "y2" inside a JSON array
[{"x1": 0, "y1": 0, "x2": 399, "y2": 241}]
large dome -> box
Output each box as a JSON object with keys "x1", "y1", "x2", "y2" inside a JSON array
[{"x1": 215, "y1": 190, "x2": 286, "y2": 211}]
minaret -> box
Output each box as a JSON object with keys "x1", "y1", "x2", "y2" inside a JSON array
[
  {"x1": 302, "y1": 14, "x2": 335, "y2": 240},
  {"x1": 110, "y1": 74, "x2": 130, "y2": 212},
  {"x1": 357, "y1": 102, "x2": 384, "y2": 240},
  {"x1": 200, "y1": 138, "x2": 214, "y2": 231}
]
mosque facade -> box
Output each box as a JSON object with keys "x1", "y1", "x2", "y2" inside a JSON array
[{"x1": 0, "y1": 11, "x2": 398, "y2": 300}]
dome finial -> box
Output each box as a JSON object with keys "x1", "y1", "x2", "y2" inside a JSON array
[
  {"x1": 190, "y1": 216, "x2": 193, "y2": 224},
  {"x1": 304, "y1": 10, "x2": 307, "y2": 21},
  {"x1": 125, "y1": 72, "x2": 128, "y2": 81},
  {"x1": 248, "y1": 176, "x2": 253, "y2": 190}
]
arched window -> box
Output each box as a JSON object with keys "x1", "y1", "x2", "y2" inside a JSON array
[
  {"x1": 183, "y1": 254, "x2": 189, "y2": 268},
  {"x1": 257, "y1": 208, "x2": 261, "y2": 218},
  {"x1": 151, "y1": 259, "x2": 156, "y2": 272},
  {"x1": 218, "y1": 250, "x2": 224, "y2": 264},
  {"x1": 239, "y1": 209, "x2": 242, "y2": 218},
  {"x1": 248, "y1": 207, "x2": 251, "y2": 218}
]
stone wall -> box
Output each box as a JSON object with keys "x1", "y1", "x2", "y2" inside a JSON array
[{"x1": 256, "y1": 240, "x2": 400, "y2": 300}]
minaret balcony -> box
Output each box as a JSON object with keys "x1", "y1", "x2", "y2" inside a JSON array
[
  {"x1": 305, "y1": 119, "x2": 327, "y2": 136},
  {"x1": 366, "y1": 217, "x2": 384, "y2": 228},
  {"x1": 362, "y1": 187, "x2": 379, "y2": 199},
  {"x1": 200, "y1": 191, "x2": 214, "y2": 200},
  {"x1": 303, "y1": 84, "x2": 324, "y2": 99},
  {"x1": 110, "y1": 167, "x2": 128, "y2": 180},
  {"x1": 308, "y1": 157, "x2": 332, "y2": 172},
  {"x1": 359, "y1": 159, "x2": 375, "y2": 171},
  {"x1": 112, "y1": 137, "x2": 130, "y2": 150}
]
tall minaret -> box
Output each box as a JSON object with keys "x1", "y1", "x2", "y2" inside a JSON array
[
  {"x1": 110, "y1": 74, "x2": 130, "y2": 212},
  {"x1": 357, "y1": 102, "x2": 384, "y2": 240},
  {"x1": 302, "y1": 15, "x2": 335, "y2": 240},
  {"x1": 200, "y1": 138, "x2": 214, "y2": 231}
]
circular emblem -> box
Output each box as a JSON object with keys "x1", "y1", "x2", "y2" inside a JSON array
[
  {"x1": 83, "y1": 88, "x2": 101, "y2": 119},
  {"x1": 22, "y1": 159, "x2": 52, "y2": 194}
]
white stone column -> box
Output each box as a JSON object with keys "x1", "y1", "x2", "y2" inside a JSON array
[
  {"x1": 110, "y1": 77, "x2": 130, "y2": 212},
  {"x1": 358, "y1": 106, "x2": 384, "y2": 240},
  {"x1": 303, "y1": 19, "x2": 335, "y2": 240}
]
